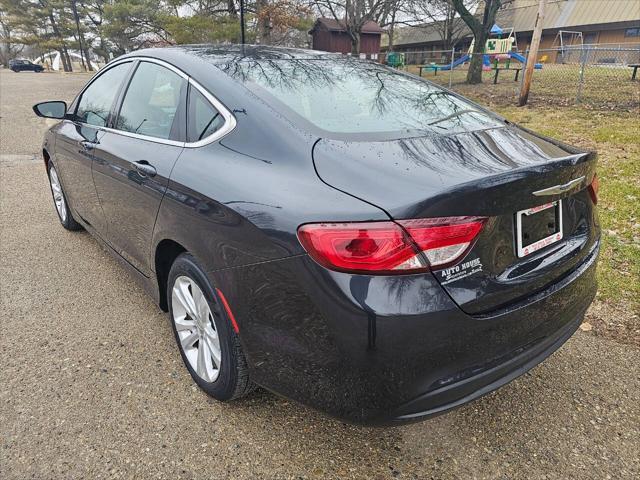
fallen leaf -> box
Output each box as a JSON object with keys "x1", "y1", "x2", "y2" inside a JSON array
[{"x1": 579, "y1": 322, "x2": 593, "y2": 332}]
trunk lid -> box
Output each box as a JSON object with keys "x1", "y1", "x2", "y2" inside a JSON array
[{"x1": 313, "y1": 125, "x2": 599, "y2": 314}]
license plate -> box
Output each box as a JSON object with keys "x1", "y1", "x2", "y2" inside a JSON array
[{"x1": 516, "y1": 200, "x2": 563, "y2": 258}]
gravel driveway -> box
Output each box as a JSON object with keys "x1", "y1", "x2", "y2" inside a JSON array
[{"x1": 1, "y1": 69, "x2": 638, "y2": 480}]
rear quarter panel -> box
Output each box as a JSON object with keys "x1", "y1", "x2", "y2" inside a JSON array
[{"x1": 151, "y1": 129, "x2": 389, "y2": 276}]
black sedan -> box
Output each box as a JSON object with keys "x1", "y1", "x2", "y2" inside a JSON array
[
  {"x1": 9, "y1": 58, "x2": 44, "y2": 72},
  {"x1": 33, "y1": 46, "x2": 600, "y2": 425}
]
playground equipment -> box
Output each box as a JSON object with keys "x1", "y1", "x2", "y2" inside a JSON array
[
  {"x1": 386, "y1": 52, "x2": 405, "y2": 68},
  {"x1": 553, "y1": 30, "x2": 584, "y2": 50},
  {"x1": 470, "y1": 24, "x2": 517, "y2": 56},
  {"x1": 420, "y1": 24, "x2": 542, "y2": 74},
  {"x1": 433, "y1": 54, "x2": 471, "y2": 71},
  {"x1": 552, "y1": 30, "x2": 584, "y2": 64},
  {"x1": 421, "y1": 50, "x2": 541, "y2": 75}
]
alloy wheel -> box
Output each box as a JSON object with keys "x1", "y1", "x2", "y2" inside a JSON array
[
  {"x1": 171, "y1": 276, "x2": 222, "y2": 383},
  {"x1": 49, "y1": 167, "x2": 67, "y2": 223}
]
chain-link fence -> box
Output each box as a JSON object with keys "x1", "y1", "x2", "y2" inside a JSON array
[{"x1": 389, "y1": 46, "x2": 640, "y2": 110}]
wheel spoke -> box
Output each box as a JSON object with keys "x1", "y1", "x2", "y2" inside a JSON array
[
  {"x1": 180, "y1": 331, "x2": 199, "y2": 350},
  {"x1": 174, "y1": 279, "x2": 197, "y2": 318},
  {"x1": 174, "y1": 317, "x2": 196, "y2": 332},
  {"x1": 196, "y1": 338, "x2": 213, "y2": 381},
  {"x1": 203, "y1": 330, "x2": 221, "y2": 367},
  {"x1": 192, "y1": 286, "x2": 209, "y2": 319}
]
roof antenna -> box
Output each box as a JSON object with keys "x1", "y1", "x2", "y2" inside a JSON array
[{"x1": 240, "y1": 0, "x2": 246, "y2": 46}]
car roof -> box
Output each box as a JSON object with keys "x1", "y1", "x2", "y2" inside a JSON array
[{"x1": 124, "y1": 44, "x2": 338, "y2": 65}]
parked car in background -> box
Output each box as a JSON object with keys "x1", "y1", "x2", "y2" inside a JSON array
[
  {"x1": 9, "y1": 59, "x2": 44, "y2": 72},
  {"x1": 32, "y1": 45, "x2": 600, "y2": 425}
]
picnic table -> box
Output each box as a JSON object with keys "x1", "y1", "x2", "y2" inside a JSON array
[
  {"x1": 418, "y1": 65, "x2": 440, "y2": 76},
  {"x1": 492, "y1": 67, "x2": 522, "y2": 84},
  {"x1": 630, "y1": 64, "x2": 640, "y2": 80}
]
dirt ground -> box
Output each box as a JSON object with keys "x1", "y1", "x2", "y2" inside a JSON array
[{"x1": 1, "y1": 69, "x2": 639, "y2": 479}]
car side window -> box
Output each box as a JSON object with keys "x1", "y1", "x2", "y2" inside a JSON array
[
  {"x1": 187, "y1": 86, "x2": 225, "y2": 143},
  {"x1": 115, "y1": 62, "x2": 186, "y2": 140},
  {"x1": 76, "y1": 62, "x2": 131, "y2": 127}
]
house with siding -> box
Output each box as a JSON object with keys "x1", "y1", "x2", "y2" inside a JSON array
[
  {"x1": 309, "y1": 18, "x2": 384, "y2": 58},
  {"x1": 385, "y1": 0, "x2": 640, "y2": 61}
]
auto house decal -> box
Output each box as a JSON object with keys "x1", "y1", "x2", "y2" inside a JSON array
[{"x1": 439, "y1": 257, "x2": 483, "y2": 285}]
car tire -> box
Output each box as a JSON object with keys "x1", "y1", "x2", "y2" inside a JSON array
[
  {"x1": 167, "y1": 253, "x2": 255, "y2": 401},
  {"x1": 47, "y1": 162, "x2": 82, "y2": 231}
]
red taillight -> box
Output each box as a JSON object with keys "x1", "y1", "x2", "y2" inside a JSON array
[
  {"x1": 297, "y1": 221, "x2": 423, "y2": 274},
  {"x1": 297, "y1": 217, "x2": 485, "y2": 274},
  {"x1": 588, "y1": 174, "x2": 599, "y2": 205},
  {"x1": 399, "y1": 217, "x2": 486, "y2": 268}
]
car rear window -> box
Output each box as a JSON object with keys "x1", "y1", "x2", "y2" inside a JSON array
[{"x1": 218, "y1": 58, "x2": 501, "y2": 135}]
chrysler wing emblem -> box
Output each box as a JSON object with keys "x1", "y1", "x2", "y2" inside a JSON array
[{"x1": 533, "y1": 176, "x2": 585, "y2": 196}]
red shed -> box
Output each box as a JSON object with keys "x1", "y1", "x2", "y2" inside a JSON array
[{"x1": 309, "y1": 18, "x2": 383, "y2": 57}]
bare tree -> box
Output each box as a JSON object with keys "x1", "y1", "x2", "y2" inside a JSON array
[
  {"x1": 452, "y1": 0, "x2": 510, "y2": 84},
  {"x1": 378, "y1": 0, "x2": 403, "y2": 53},
  {"x1": 255, "y1": 0, "x2": 312, "y2": 46},
  {"x1": 404, "y1": 0, "x2": 478, "y2": 51}
]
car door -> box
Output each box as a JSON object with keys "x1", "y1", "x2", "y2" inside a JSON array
[
  {"x1": 53, "y1": 61, "x2": 134, "y2": 235},
  {"x1": 92, "y1": 60, "x2": 187, "y2": 276}
]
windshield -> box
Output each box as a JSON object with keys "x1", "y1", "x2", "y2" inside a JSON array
[{"x1": 216, "y1": 58, "x2": 501, "y2": 135}]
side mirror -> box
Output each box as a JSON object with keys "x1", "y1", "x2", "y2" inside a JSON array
[{"x1": 33, "y1": 101, "x2": 67, "y2": 119}]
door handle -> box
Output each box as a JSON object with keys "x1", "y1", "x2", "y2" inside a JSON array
[
  {"x1": 79, "y1": 140, "x2": 97, "y2": 152},
  {"x1": 133, "y1": 160, "x2": 157, "y2": 177}
]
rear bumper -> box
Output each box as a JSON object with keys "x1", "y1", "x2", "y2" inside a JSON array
[
  {"x1": 216, "y1": 238, "x2": 599, "y2": 425},
  {"x1": 388, "y1": 306, "x2": 584, "y2": 423}
]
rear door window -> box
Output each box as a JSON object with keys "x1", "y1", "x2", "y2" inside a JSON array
[
  {"x1": 76, "y1": 62, "x2": 131, "y2": 127},
  {"x1": 187, "y1": 86, "x2": 225, "y2": 143},
  {"x1": 114, "y1": 62, "x2": 186, "y2": 140}
]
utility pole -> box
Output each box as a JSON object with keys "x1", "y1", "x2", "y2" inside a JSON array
[
  {"x1": 519, "y1": 0, "x2": 546, "y2": 106},
  {"x1": 239, "y1": 0, "x2": 246, "y2": 44}
]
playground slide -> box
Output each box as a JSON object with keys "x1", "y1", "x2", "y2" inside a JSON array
[
  {"x1": 509, "y1": 51, "x2": 527, "y2": 63},
  {"x1": 438, "y1": 54, "x2": 471, "y2": 71},
  {"x1": 430, "y1": 51, "x2": 542, "y2": 71},
  {"x1": 509, "y1": 51, "x2": 543, "y2": 69},
  {"x1": 437, "y1": 54, "x2": 491, "y2": 70}
]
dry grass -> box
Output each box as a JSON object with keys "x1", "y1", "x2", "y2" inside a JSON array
[{"x1": 405, "y1": 62, "x2": 640, "y2": 110}]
